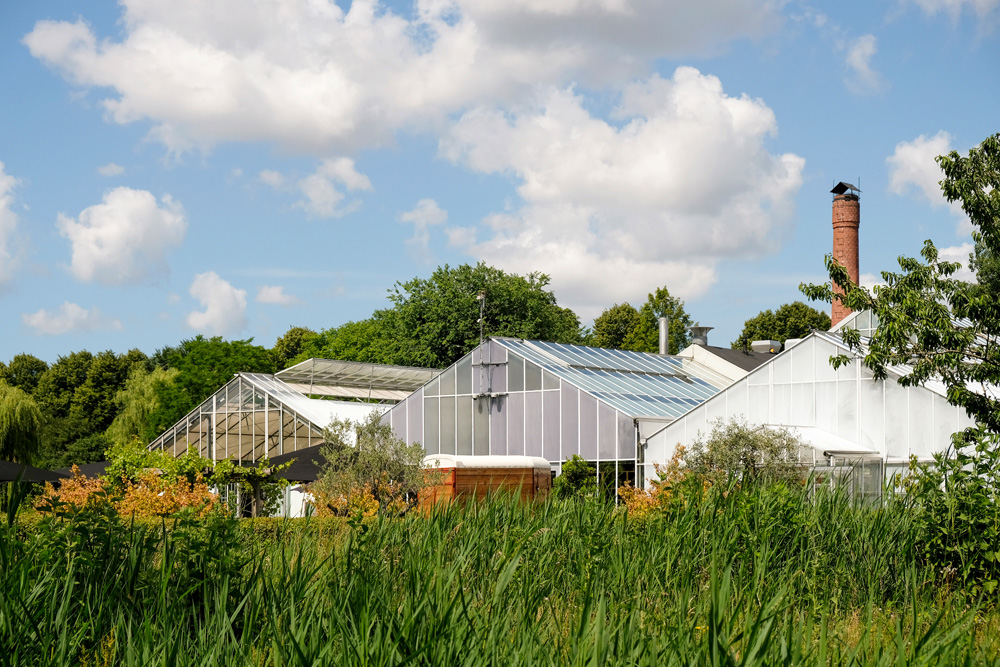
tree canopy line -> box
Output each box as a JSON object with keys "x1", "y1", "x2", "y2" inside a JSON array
[{"x1": 0, "y1": 247, "x2": 826, "y2": 470}]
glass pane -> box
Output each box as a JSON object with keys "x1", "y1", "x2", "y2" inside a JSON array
[
  {"x1": 440, "y1": 396, "x2": 456, "y2": 455},
  {"x1": 598, "y1": 403, "x2": 616, "y2": 460},
  {"x1": 456, "y1": 355, "x2": 472, "y2": 395},
  {"x1": 440, "y1": 366, "x2": 456, "y2": 396},
  {"x1": 543, "y1": 390, "x2": 560, "y2": 462},
  {"x1": 525, "y1": 361, "x2": 542, "y2": 391},
  {"x1": 579, "y1": 392, "x2": 598, "y2": 459},
  {"x1": 424, "y1": 397, "x2": 440, "y2": 455},
  {"x1": 617, "y1": 413, "x2": 635, "y2": 460},
  {"x1": 543, "y1": 370, "x2": 560, "y2": 390},
  {"x1": 474, "y1": 396, "x2": 489, "y2": 455},
  {"x1": 508, "y1": 355, "x2": 524, "y2": 392},
  {"x1": 490, "y1": 396, "x2": 507, "y2": 456},
  {"x1": 456, "y1": 396, "x2": 473, "y2": 455},
  {"x1": 407, "y1": 388, "x2": 423, "y2": 447},
  {"x1": 240, "y1": 381, "x2": 253, "y2": 410},
  {"x1": 524, "y1": 392, "x2": 542, "y2": 457},
  {"x1": 507, "y1": 392, "x2": 524, "y2": 456}
]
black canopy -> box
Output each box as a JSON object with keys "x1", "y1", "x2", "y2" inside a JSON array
[
  {"x1": 55, "y1": 460, "x2": 112, "y2": 478},
  {"x1": 0, "y1": 460, "x2": 68, "y2": 483},
  {"x1": 265, "y1": 445, "x2": 326, "y2": 483}
]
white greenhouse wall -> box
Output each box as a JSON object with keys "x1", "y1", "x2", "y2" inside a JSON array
[
  {"x1": 384, "y1": 339, "x2": 638, "y2": 488},
  {"x1": 642, "y1": 334, "x2": 975, "y2": 486}
]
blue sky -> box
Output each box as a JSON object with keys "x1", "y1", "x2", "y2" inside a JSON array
[{"x1": 0, "y1": 0, "x2": 997, "y2": 362}]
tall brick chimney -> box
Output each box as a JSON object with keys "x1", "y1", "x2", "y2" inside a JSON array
[{"x1": 830, "y1": 182, "x2": 860, "y2": 327}]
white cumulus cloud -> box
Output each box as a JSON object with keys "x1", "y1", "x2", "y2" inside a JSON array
[
  {"x1": 22, "y1": 0, "x2": 779, "y2": 155},
  {"x1": 844, "y1": 34, "x2": 882, "y2": 94},
  {"x1": 22, "y1": 302, "x2": 123, "y2": 335},
  {"x1": 886, "y1": 131, "x2": 968, "y2": 231},
  {"x1": 186, "y1": 271, "x2": 248, "y2": 336},
  {"x1": 256, "y1": 284, "x2": 302, "y2": 306},
  {"x1": 441, "y1": 67, "x2": 805, "y2": 317},
  {"x1": 0, "y1": 161, "x2": 23, "y2": 289},
  {"x1": 58, "y1": 186, "x2": 187, "y2": 285},
  {"x1": 906, "y1": 0, "x2": 1000, "y2": 20},
  {"x1": 938, "y1": 242, "x2": 977, "y2": 281},
  {"x1": 258, "y1": 170, "x2": 284, "y2": 188},
  {"x1": 295, "y1": 158, "x2": 372, "y2": 218},
  {"x1": 97, "y1": 162, "x2": 124, "y2": 176},
  {"x1": 400, "y1": 198, "x2": 448, "y2": 262}
]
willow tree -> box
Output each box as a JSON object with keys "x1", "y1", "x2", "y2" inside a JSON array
[
  {"x1": 0, "y1": 381, "x2": 43, "y2": 464},
  {"x1": 107, "y1": 366, "x2": 179, "y2": 446}
]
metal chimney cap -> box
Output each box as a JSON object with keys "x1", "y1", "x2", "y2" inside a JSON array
[
  {"x1": 830, "y1": 182, "x2": 860, "y2": 195},
  {"x1": 689, "y1": 326, "x2": 713, "y2": 347}
]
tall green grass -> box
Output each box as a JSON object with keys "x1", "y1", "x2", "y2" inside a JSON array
[{"x1": 2, "y1": 483, "x2": 998, "y2": 665}]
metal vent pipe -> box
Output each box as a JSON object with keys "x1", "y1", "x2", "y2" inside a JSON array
[
  {"x1": 690, "y1": 326, "x2": 713, "y2": 347},
  {"x1": 658, "y1": 317, "x2": 669, "y2": 354}
]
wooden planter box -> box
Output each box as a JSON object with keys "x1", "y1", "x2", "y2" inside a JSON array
[{"x1": 421, "y1": 455, "x2": 552, "y2": 505}]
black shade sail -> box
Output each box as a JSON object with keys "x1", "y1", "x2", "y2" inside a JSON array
[{"x1": 0, "y1": 461, "x2": 69, "y2": 483}]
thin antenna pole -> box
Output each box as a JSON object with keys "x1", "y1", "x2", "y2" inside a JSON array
[
  {"x1": 476, "y1": 290, "x2": 486, "y2": 397},
  {"x1": 477, "y1": 290, "x2": 486, "y2": 348}
]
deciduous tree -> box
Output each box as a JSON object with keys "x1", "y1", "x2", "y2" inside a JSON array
[
  {"x1": 0, "y1": 354, "x2": 49, "y2": 394},
  {"x1": 149, "y1": 336, "x2": 276, "y2": 435},
  {"x1": 732, "y1": 302, "x2": 831, "y2": 350},
  {"x1": 592, "y1": 287, "x2": 692, "y2": 354},
  {"x1": 0, "y1": 381, "x2": 43, "y2": 464}
]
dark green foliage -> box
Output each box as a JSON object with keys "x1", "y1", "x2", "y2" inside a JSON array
[
  {"x1": 32, "y1": 350, "x2": 95, "y2": 418},
  {"x1": 731, "y1": 301, "x2": 831, "y2": 350},
  {"x1": 26, "y1": 349, "x2": 147, "y2": 468},
  {"x1": 272, "y1": 326, "x2": 319, "y2": 369},
  {"x1": 801, "y1": 133, "x2": 1000, "y2": 434},
  {"x1": 907, "y1": 425, "x2": 1000, "y2": 595},
  {"x1": 553, "y1": 454, "x2": 598, "y2": 498},
  {"x1": 0, "y1": 354, "x2": 49, "y2": 394},
  {"x1": 315, "y1": 412, "x2": 426, "y2": 511},
  {"x1": 305, "y1": 263, "x2": 584, "y2": 368},
  {"x1": 0, "y1": 381, "x2": 43, "y2": 464},
  {"x1": 591, "y1": 303, "x2": 641, "y2": 349},
  {"x1": 629, "y1": 286, "x2": 694, "y2": 354},
  {"x1": 591, "y1": 286, "x2": 692, "y2": 354},
  {"x1": 685, "y1": 418, "x2": 806, "y2": 484},
  {"x1": 148, "y1": 336, "x2": 276, "y2": 435}
]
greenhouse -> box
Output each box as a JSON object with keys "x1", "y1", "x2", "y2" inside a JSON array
[
  {"x1": 147, "y1": 359, "x2": 439, "y2": 462},
  {"x1": 383, "y1": 337, "x2": 732, "y2": 493},
  {"x1": 643, "y1": 311, "x2": 979, "y2": 493}
]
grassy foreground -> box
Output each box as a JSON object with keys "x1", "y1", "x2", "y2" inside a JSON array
[{"x1": 3, "y1": 484, "x2": 1000, "y2": 665}]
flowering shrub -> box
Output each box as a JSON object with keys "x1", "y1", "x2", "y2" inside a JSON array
[
  {"x1": 309, "y1": 474, "x2": 410, "y2": 518},
  {"x1": 116, "y1": 471, "x2": 218, "y2": 518},
  {"x1": 618, "y1": 447, "x2": 717, "y2": 516},
  {"x1": 37, "y1": 467, "x2": 219, "y2": 518},
  {"x1": 37, "y1": 465, "x2": 109, "y2": 510}
]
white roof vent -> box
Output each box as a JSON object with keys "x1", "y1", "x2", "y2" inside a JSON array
[{"x1": 751, "y1": 340, "x2": 783, "y2": 354}]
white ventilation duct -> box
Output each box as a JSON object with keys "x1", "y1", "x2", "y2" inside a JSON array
[
  {"x1": 659, "y1": 317, "x2": 669, "y2": 354},
  {"x1": 751, "y1": 340, "x2": 783, "y2": 354}
]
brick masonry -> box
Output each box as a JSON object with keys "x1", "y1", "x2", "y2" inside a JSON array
[{"x1": 831, "y1": 193, "x2": 860, "y2": 327}]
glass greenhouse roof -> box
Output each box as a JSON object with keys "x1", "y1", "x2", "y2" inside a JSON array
[
  {"x1": 495, "y1": 338, "x2": 729, "y2": 419},
  {"x1": 276, "y1": 358, "x2": 440, "y2": 401}
]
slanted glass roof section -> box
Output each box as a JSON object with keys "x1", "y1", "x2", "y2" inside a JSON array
[
  {"x1": 147, "y1": 372, "x2": 385, "y2": 461},
  {"x1": 495, "y1": 338, "x2": 728, "y2": 419},
  {"x1": 276, "y1": 358, "x2": 440, "y2": 401}
]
